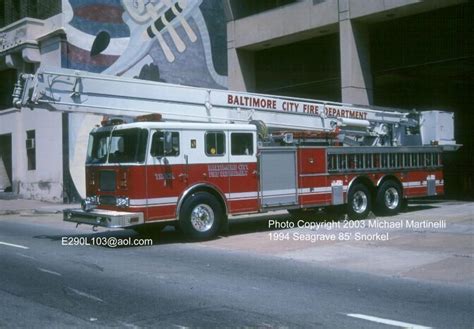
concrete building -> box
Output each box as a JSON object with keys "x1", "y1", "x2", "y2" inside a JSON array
[
  {"x1": 0, "y1": 0, "x2": 64, "y2": 201},
  {"x1": 225, "y1": 0, "x2": 473, "y2": 199},
  {"x1": 0, "y1": 0, "x2": 472, "y2": 201},
  {"x1": 0, "y1": 0, "x2": 227, "y2": 201}
]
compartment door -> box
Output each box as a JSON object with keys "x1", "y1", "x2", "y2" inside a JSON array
[{"x1": 259, "y1": 148, "x2": 298, "y2": 208}]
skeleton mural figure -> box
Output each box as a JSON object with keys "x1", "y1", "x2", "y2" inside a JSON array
[
  {"x1": 61, "y1": 0, "x2": 227, "y2": 199},
  {"x1": 108, "y1": 0, "x2": 199, "y2": 71},
  {"x1": 63, "y1": 0, "x2": 226, "y2": 84}
]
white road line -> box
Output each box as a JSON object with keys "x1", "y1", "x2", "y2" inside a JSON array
[
  {"x1": 119, "y1": 321, "x2": 140, "y2": 329},
  {"x1": 346, "y1": 314, "x2": 432, "y2": 329},
  {"x1": 66, "y1": 287, "x2": 104, "y2": 303},
  {"x1": 0, "y1": 241, "x2": 29, "y2": 249},
  {"x1": 37, "y1": 267, "x2": 62, "y2": 277},
  {"x1": 16, "y1": 253, "x2": 35, "y2": 260}
]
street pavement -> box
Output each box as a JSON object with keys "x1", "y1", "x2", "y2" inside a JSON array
[
  {"x1": 0, "y1": 198, "x2": 473, "y2": 328},
  {"x1": 204, "y1": 199, "x2": 474, "y2": 287}
]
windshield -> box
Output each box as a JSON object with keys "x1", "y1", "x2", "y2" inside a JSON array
[{"x1": 86, "y1": 128, "x2": 148, "y2": 164}]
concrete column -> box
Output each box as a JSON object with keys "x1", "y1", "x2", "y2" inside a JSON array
[
  {"x1": 227, "y1": 21, "x2": 256, "y2": 91},
  {"x1": 339, "y1": 0, "x2": 373, "y2": 105},
  {"x1": 13, "y1": 110, "x2": 24, "y2": 195}
]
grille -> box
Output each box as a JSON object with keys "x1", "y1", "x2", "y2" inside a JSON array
[
  {"x1": 99, "y1": 171, "x2": 116, "y2": 192},
  {"x1": 99, "y1": 195, "x2": 116, "y2": 206}
]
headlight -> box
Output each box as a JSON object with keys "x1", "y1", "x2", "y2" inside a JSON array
[{"x1": 116, "y1": 197, "x2": 129, "y2": 208}]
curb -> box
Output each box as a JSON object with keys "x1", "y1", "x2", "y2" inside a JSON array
[
  {"x1": 0, "y1": 210, "x2": 20, "y2": 216},
  {"x1": 0, "y1": 209, "x2": 64, "y2": 216},
  {"x1": 0, "y1": 206, "x2": 79, "y2": 216}
]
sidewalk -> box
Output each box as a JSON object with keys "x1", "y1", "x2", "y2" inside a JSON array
[{"x1": 0, "y1": 195, "x2": 79, "y2": 215}]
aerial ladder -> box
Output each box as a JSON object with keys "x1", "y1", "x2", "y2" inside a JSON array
[{"x1": 13, "y1": 66, "x2": 458, "y2": 150}]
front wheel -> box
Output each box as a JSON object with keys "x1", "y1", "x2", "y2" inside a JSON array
[
  {"x1": 179, "y1": 192, "x2": 224, "y2": 241},
  {"x1": 347, "y1": 184, "x2": 372, "y2": 220},
  {"x1": 375, "y1": 180, "x2": 402, "y2": 216}
]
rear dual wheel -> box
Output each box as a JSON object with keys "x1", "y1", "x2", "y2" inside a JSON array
[
  {"x1": 375, "y1": 180, "x2": 402, "y2": 216},
  {"x1": 347, "y1": 184, "x2": 372, "y2": 220},
  {"x1": 347, "y1": 181, "x2": 403, "y2": 219}
]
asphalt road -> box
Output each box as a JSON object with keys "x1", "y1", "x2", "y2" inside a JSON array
[{"x1": 0, "y1": 213, "x2": 473, "y2": 328}]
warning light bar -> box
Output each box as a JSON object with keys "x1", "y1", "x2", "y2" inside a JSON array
[
  {"x1": 101, "y1": 117, "x2": 125, "y2": 126},
  {"x1": 135, "y1": 113, "x2": 162, "y2": 122}
]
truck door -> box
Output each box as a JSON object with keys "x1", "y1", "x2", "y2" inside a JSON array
[
  {"x1": 227, "y1": 131, "x2": 259, "y2": 213},
  {"x1": 146, "y1": 129, "x2": 186, "y2": 221}
]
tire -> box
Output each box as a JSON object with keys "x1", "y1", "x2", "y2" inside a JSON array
[
  {"x1": 347, "y1": 183, "x2": 372, "y2": 220},
  {"x1": 179, "y1": 192, "x2": 224, "y2": 241},
  {"x1": 375, "y1": 180, "x2": 402, "y2": 216}
]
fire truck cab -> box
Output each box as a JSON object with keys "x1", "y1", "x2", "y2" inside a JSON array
[{"x1": 66, "y1": 121, "x2": 259, "y2": 240}]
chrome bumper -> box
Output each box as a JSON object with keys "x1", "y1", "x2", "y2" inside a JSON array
[{"x1": 63, "y1": 208, "x2": 144, "y2": 228}]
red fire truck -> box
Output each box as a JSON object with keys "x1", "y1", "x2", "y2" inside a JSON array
[{"x1": 13, "y1": 67, "x2": 459, "y2": 240}]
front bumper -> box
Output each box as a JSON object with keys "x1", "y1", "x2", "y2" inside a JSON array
[{"x1": 63, "y1": 208, "x2": 144, "y2": 228}]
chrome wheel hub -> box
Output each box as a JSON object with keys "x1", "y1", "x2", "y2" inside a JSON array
[
  {"x1": 384, "y1": 187, "x2": 400, "y2": 210},
  {"x1": 190, "y1": 204, "x2": 214, "y2": 232},
  {"x1": 352, "y1": 191, "x2": 368, "y2": 214}
]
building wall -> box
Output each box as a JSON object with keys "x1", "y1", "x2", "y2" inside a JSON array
[
  {"x1": 227, "y1": 0, "x2": 466, "y2": 102},
  {"x1": 2, "y1": 0, "x2": 471, "y2": 201},
  {"x1": 0, "y1": 12, "x2": 64, "y2": 201},
  {"x1": 60, "y1": 0, "x2": 228, "y2": 200},
  {"x1": 0, "y1": 0, "x2": 229, "y2": 201},
  {"x1": 0, "y1": 108, "x2": 64, "y2": 201},
  {"x1": 226, "y1": 0, "x2": 473, "y2": 198}
]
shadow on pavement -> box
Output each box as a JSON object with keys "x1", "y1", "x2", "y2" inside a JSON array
[{"x1": 33, "y1": 202, "x2": 441, "y2": 248}]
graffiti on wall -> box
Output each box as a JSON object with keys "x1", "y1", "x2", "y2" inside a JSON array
[
  {"x1": 62, "y1": 0, "x2": 227, "y2": 86},
  {"x1": 61, "y1": 0, "x2": 228, "y2": 199}
]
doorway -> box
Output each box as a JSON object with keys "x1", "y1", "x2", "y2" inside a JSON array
[{"x1": 0, "y1": 134, "x2": 12, "y2": 192}]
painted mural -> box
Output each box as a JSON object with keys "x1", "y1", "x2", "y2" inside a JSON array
[{"x1": 60, "y1": 0, "x2": 228, "y2": 199}]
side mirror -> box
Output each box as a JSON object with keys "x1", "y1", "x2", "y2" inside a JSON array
[{"x1": 163, "y1": 131, "x2": 173, "y2": 155}]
